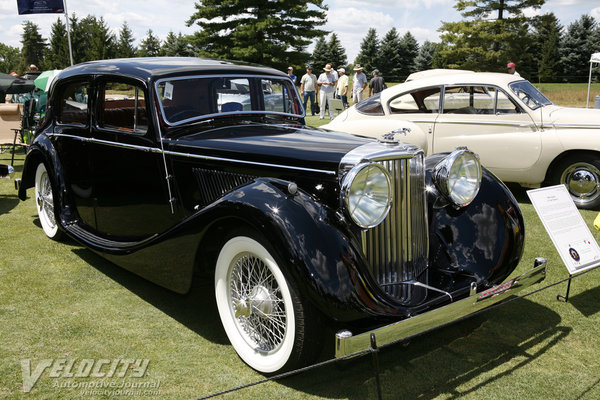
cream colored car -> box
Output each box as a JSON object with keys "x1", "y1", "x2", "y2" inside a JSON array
[{"x1": 324, "y1": 71, "x2": 600, "y2": 209}]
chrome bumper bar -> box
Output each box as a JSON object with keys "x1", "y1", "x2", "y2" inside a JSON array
[{"x1": 335, "y1": 257, "x2": 547, "y2": 357}]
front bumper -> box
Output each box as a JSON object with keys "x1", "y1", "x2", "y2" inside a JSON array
[{"x1": 335, "y1": 257, "x2": 547, "y2": 357}]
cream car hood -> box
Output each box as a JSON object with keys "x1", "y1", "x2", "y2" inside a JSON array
[{"x1": 546, "y1": 105, "x2": 600, "y2": 127}]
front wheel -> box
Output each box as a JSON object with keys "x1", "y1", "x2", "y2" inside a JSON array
[
  {"x1": 34, "y1": 163, "x2": 62, "y2": 239},
  {"x1": 551, "y1": 155, "x2": 600, "y2": 209},
  {"x1": 215, "y1": 234, "x2": 318, "y2": 374}
]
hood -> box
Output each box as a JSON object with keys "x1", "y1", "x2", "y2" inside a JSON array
[
  {"x1": 168, "y1": 122, "x2": 370, "y2": 174},
  {"x1": 546, "y1": 105, "x2": 600, "y2": 127}
]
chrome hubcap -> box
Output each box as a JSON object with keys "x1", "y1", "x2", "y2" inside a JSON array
[
  {"x1": 37, "y1": 172, "x2": 56, "y2": 227},
  {"x1": 229, "y1": 252, "x2": 286, "y2": 353},
  {"x1": 561, "y1": 162, "x2": 600, "y2": 205}
]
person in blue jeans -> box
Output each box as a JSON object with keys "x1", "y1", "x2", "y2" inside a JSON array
[{"x1": 300, "y1": 66, "x2": 318, "y2": 116}]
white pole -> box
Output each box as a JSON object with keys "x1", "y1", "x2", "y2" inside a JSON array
[
  {"x1": 587, "y1": 60, "x2": 593, "y2": 108},
  {"x1": 63, "y1": 0, "x2": 74, "y2": 66}
]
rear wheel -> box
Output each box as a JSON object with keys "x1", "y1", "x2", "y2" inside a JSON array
[
  {"x1": 34, "y1": 163, "x2": 62, "y2": 239},
  {"x1": 551, "y1": 155, "x2": 600, "y2": 209},
  {"x1": 214, "y1": 234, "x2": 318, "y2": 374}
]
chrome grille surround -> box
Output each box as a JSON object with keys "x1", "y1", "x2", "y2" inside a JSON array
[{"x1": 340, "y1": 141, "x2": 429, "y2": 305}]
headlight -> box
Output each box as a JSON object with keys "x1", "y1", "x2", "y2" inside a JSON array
[
  {"x1": 341, "y1": 162, "x2": 392, "y2": 228},
  {"x1": 433, "y1": 147, "x2": 482, "y2": 207}
]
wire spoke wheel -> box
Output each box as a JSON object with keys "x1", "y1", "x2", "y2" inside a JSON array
[
  {"x1": 215, "y1": 234, "x2": 317, "y2": 374},
  {"x1": 34, "y1": 163, "x2": 61, "y2": 239}
]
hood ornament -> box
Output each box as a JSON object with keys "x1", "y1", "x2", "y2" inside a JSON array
[{"x1": 379, "y1": 127, "x2": 411, "y2": 144}]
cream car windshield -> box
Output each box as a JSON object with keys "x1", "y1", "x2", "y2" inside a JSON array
[
  {"x1": 508, "y1": 80, "x2": 552, "y2": 110},
  {"x1": 156, "y1": 76, "x2": 304, "y2": 125}
]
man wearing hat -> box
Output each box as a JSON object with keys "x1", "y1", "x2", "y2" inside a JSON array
[
  {"x1": 507, "y1": 62, "x2": 520, "y2": 77},
  {"x1": 351, "y1": 64, "x2": 368, "y2": 104},
  {"x1": 317, "y1": 63, "x2": 337, "y2": 119},
  {"x1": 336, "y1": 67, "x2": 349, "y2": 108}
]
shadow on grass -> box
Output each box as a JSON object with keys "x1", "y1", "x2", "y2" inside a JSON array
[
  {"x1": 0, "y1": 194, "x2": 19, "y2": 215},
  {"x1": 71, "y1": 248, "x2": 228, "y2": 346},
  {"x1": 68, "y1": 243, "x2": 569, "y2": 399},
  {"x1": 505, "y1": 183, "x2": 532, "y2": 205},
  {"x1": 568, "y1": 285, "x2": 600, "y2": 317},
  {"x1": 281, "y1": 299, "x2": 569, "y2": 399}
]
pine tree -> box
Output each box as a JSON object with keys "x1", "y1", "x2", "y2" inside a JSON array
[
  {"x1": 162, "y1": 32, "x2": 195, "y2": 57},
  {"x1": 378, "y1": 28, "x2": 402, "y2": 80},
  {"x1": 438, "y1": 0, "x2": 544, "y2": 72},
  {"x1": 187, "y1": 0, "x2": 328, "y2": 70},
  {"x1": 355, "y1": 28, "x2": 379, "y2": 74},
  {"x1": 399, "y1": 32, "x2": 419, "y2": 79},
  {"x1": 138, "y1": 30, "x2": 162, "y2": 57},
  {"x1": 560, "y1": 15, "x2": 599, "y2": 82},
  {"x1": 530, "y1": 13, "x2": 562, "y2": 82},
  {"x1": 46, "y1": 18, "x2": 70, "y2": 69},
  {"x1": 328, "y1": 33, "x2": 347, "y2": 69},
  {"x1": 311, "y1": 36, "x2": 330, "y2": 71},
  {"x1": 116, "y1": 21, "x2": 137, "y2": 59},
  {"x1": 414, "y1": 41, "x2": 438, "y2": 72},
  {"x1": 20, "y1": 21, "x2": 47, "y2": 70}
]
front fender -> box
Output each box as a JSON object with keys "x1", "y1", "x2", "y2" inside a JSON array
[
  {"x1": 196, "y1": 177, "x2": 405, "y2": 322},
  {"x1": 426, "y1": 154, "x2": 525, "y2": 289}
]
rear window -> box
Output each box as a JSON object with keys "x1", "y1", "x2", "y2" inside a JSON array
[
  {"x1": 100, "y1": 81, "x2": 148, "y2": 134},
  {"x1": 57, "y1": 82, "x2": 89, "y2": 125},
  {"x1": 356, "y1": 94, "x2": 384, "y2": 116}
]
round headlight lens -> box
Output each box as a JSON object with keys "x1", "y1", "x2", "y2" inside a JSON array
[
  {"x1": 434, "y1": 148, "x2": 482, "y2": 207},
  {"x1": 342, "y1": 163, "x2": 392, "y2": 228}
]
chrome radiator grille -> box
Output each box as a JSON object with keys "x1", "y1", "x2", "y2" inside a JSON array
[{"x1": 361, "y1": 152, "x2": 429, "y2": 305}]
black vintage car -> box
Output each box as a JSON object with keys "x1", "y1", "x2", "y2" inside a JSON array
[{"x1": 16, "y1": 58, "x2": 546, "y2": 374}]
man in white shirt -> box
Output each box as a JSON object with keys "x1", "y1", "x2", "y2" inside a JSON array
[
  {"x1": 351, "y1": 64, "x2": 368, "y2": 104},
  {"x1": 299, "y1": 66, "x2": 317, "y2": 115},
  {"x1": 317, "y1": 63, "x2": 337, "y2": 120}
]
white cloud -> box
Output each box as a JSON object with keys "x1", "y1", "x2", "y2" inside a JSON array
[{"x1": 591, "y1": 7, "x2": 600, "y2": 21}]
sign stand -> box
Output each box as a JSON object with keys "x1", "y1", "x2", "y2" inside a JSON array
[
  {"x1": 556, "y1": 274, "x2": 573, "y2": 302},
  {"x1": 527, "y1": 185, "x2": 600, "y2": 303}
]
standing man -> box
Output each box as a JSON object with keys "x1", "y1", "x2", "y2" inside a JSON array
[
  {"x1": 299, "y1": 66, "x2": 318, "y2": 116},
  {"x1": 317, "y1": 63, "x2": 337, "y2": 120},
  {"x1": 287, "y1": 67, "x2": 297, "y2": 84},
  {"x1": 507, "y1": 62, "x2": 520, "y2": 77},
  {"x1": 351, "y1": 64, "x2": 368, "y2": 104},
  {"x1": 336, "y1": 67, "x2": 349, "y2": 108},
  {"x1": 368, "y1": 69, "x2": 385, "y2": 97}
]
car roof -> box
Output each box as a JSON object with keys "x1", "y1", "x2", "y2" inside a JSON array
[
  {"x1": 56, "y1": 57, "x2": 287, "y2": 84},
  {"x1": 380, "y1": 71, "x2": 525, "y2": 103}
]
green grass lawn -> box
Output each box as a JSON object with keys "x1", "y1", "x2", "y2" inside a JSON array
[{"x1": 2, "y1": 148, "x2": 600, "y2": 400}]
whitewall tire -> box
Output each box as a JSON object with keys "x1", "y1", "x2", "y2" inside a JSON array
[
  {"x1": 215, "y1": 235, "x2": 315, "y2": 374},
  {"x1": 34, "y1": 163, "x2": 61, "y2": 239}
]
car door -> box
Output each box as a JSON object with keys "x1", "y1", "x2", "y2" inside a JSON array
[
  {"x1": 52, "y1": 78, "x2": 97, "y2": 229},
  {"x1": 432, "y1": 85, "x2": 542, "y2": 174},
  {"x1": 88, "y1": 77, "x2": 178, "y2": 239}
]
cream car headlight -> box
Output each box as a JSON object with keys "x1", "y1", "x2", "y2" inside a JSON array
[
  {"x1": 341, "y1": 162, "x2": 392, "y2": 228},
  {"x1": 433, "y1": 147, "x2": 482, "y2": 207}
]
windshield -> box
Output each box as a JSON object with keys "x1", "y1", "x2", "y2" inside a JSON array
[
  {"x1": 155, "y1": 75, "x2": 304, "y2": 125},
  {"x1": 508, "y1": 80, "x2": 552, "y2": 110}
]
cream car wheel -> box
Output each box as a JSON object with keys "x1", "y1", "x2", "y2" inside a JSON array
[
  {"x1": 215, "y1": 235, "x2": 308, "y2": 374},
  {"x1": 554, "y1": 155, "x2": 600, "y2": 209},
  {"x1": 34, "y1": 163, "x2": 61, "y2": 239}
]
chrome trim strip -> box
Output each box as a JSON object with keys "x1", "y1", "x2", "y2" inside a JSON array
[
  {"x1": 335, "y1": 258, "x2": 547, "y2": 357},
  {"x1": 433, "y1": 119, "x2": 536, "y2": 128},
  {"x1": 552, "y1": 123, "x2": 600, "y2": 129},
  {"x1": 49, "y1": 133, "x2": 337, "y2": 175}
]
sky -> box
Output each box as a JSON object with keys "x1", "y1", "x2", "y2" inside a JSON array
[{"x1": 1, "y1": 0, "x2": 599, "y2": 65}]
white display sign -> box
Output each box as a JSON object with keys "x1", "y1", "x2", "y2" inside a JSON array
[{"x1": 527, "y1": 185, "x2": 600, "y2": 275}]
